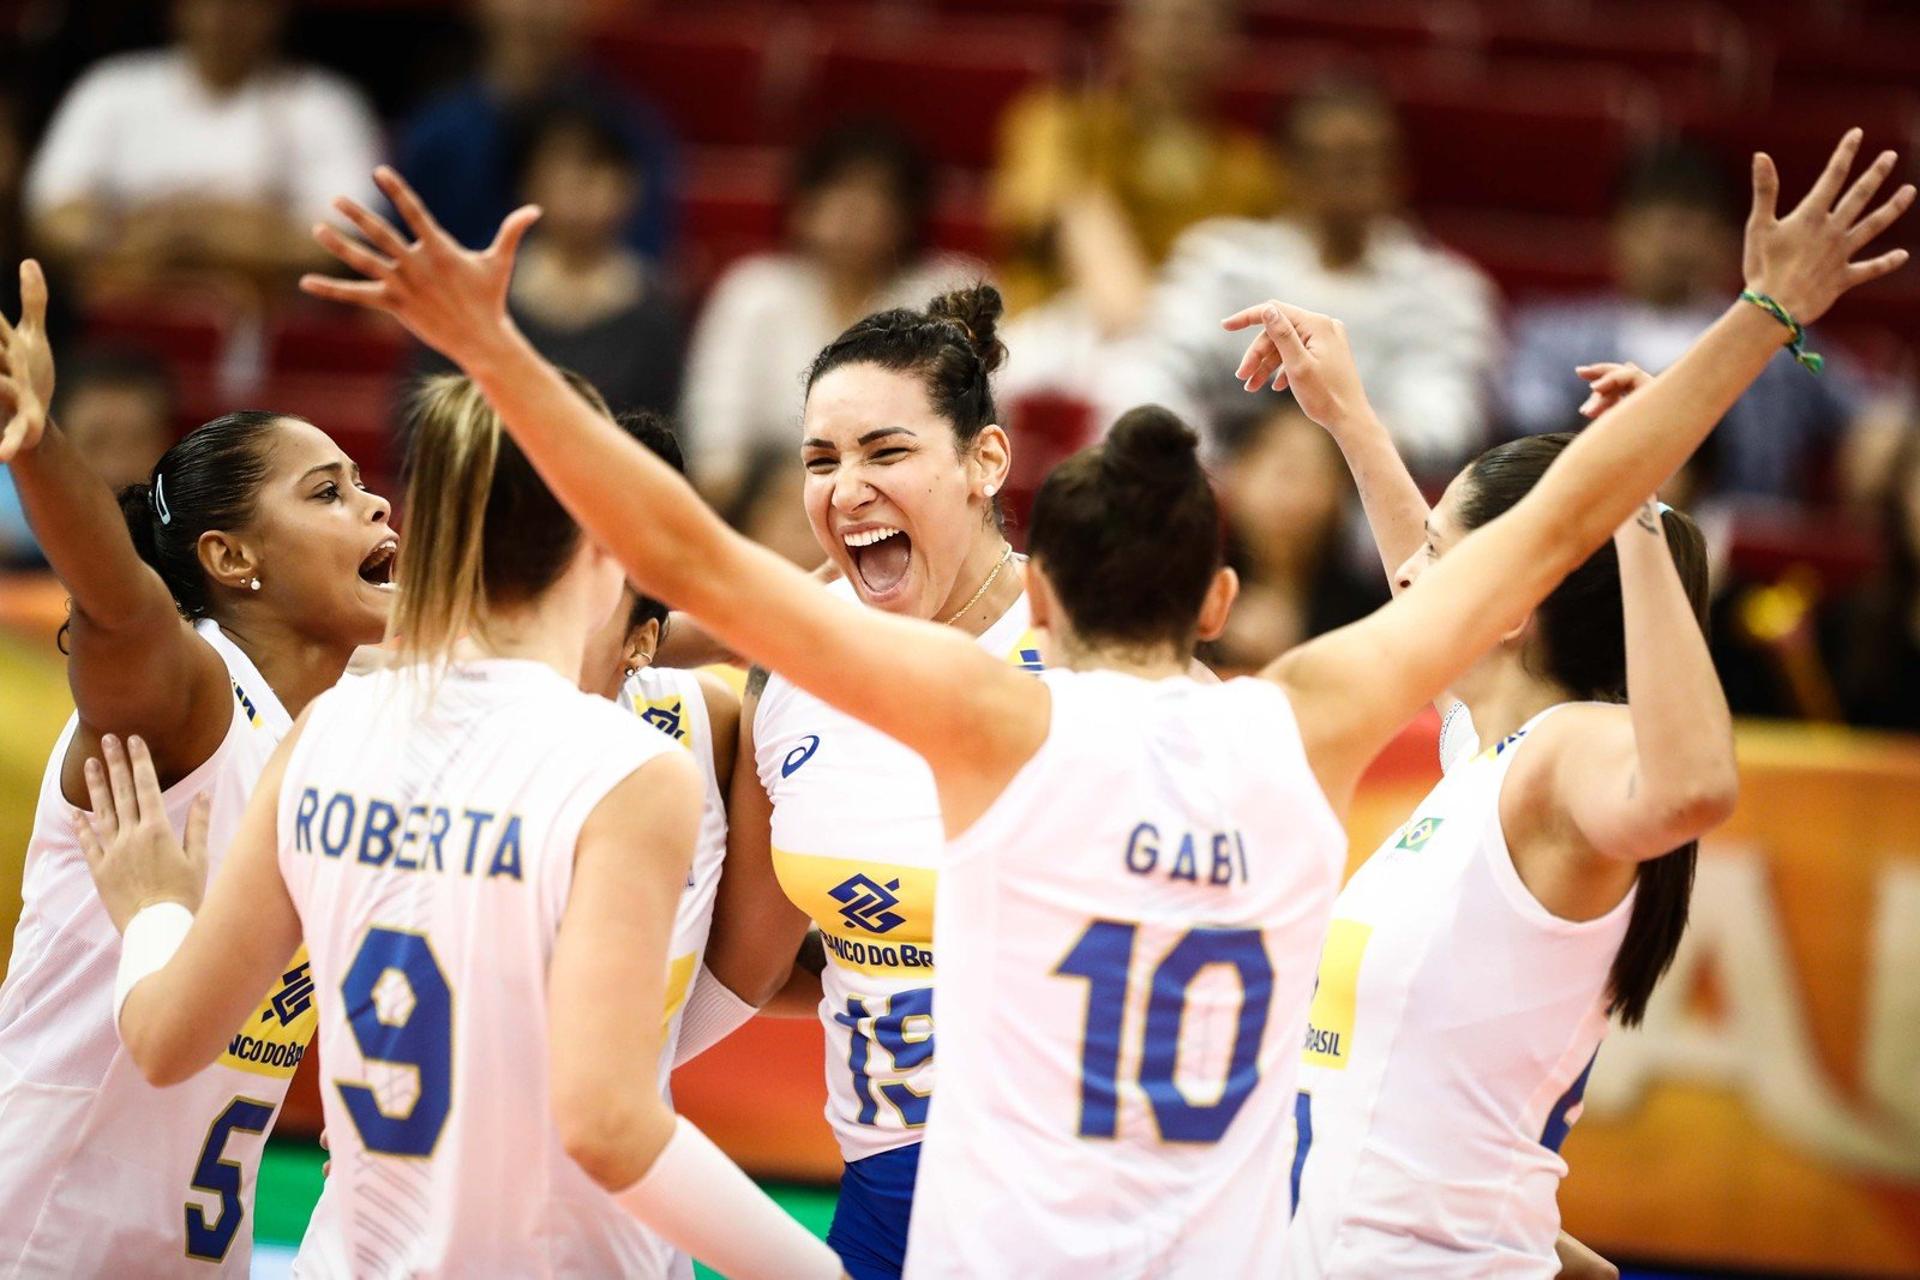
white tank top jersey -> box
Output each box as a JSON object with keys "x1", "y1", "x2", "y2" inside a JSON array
[
  {"x1": 0, "y1": 621, "x2": 315, "y2": 1277},
  {"x1": 278, "y1": 660, "x2": 680, "y2": 1278},
  {"x1": 903, "y1": 670, "x2": 1348, "y2": 1279},
  {"x1": 618, "y1": 664, "x2": 728, "y2": 1280},
  {"x1": 1286, "y1": 705, "x2": 1636, "y2": 1278},
  {"x1": 754, "y1": 582, "x2": 1043, "y2": 1164}
]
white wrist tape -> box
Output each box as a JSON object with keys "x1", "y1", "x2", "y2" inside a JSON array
[
  {"x1": 113, "y1": 901, "x2": 194, "y2": 1032},
  {"x1": 671, "y1": 966, "x2": 759, "y2": 1067},
  {"x1": 616, "y1": 1117, "x2": 840, "y2": 1280}
]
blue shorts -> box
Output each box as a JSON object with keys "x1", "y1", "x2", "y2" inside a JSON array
[{"x1": 826, "y1": 1143, "x2": 922, "y2": 1280}]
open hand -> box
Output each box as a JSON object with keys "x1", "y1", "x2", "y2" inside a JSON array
[
  {"x1": 300, "y1": 166, "x2": 541, "y2": 367},
  {"x1": 1220, "y1": 300, "x2": 1372, "y2": 431},
  {"x1": 0, "y1": 261, "x2": 56, "y2": 464},
  {"x1": 1743, "y1": 129, "x2": 1914, "y2": 324},
  {"x1": 1574, "y1": 361, "x2": 1653, "y2": 419},
  {"x1": 72, "y1": 735, "x2": 210, "y2": 934}
]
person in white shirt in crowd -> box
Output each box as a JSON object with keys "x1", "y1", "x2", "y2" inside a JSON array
[
  {"x1": 1135, "y1": 75, "x2": 1499, "y2": 476},
  {"x1": 681, "y1": 123, "x2": 982, "y2": 503},
  {"x1": 25, "y1": 0, "x2": 380, "y2": 298}
]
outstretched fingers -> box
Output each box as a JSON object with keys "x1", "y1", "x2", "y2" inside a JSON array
[
  {"x1": 332, "y1": 195, "x2": 410, "y2": 260},
  {"x1": 1799, "y1": 128, "x2": 1865, "y2": 216},
  {"x1": 1849, "y1": 182, "x2": 1917, "y2": 250},
  {"x1": 374, "y1": 165, "x2": 448, "y2": 246},
  {"x1": 19, "y1": 260, "x2": 46, "y2": 330},
  {"x1": 1834, "y1": 150, "x2": 1899, "y2": 225},
  {"x1": 1845, "y1": 246, "x2": 1912, "y2": 286},
  {"x1": 314, "y1": 224, "x2": 395, "y2": 282},
  {"x1": 299, "y1": 275, "x2": 393, "y2": 310},
  {"x1": 488, "y1": 204, "x2": 543, "y2": 261}
]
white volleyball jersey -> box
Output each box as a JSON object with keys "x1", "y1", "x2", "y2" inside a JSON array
[
  {"x1": 1286, "y1": 705, "x2": 1636, "y2": 1278},
  {"x1": 621, "y1": 666, "x2": 729, "y2": 1083},
  {"x1": 279, "y1": 660, "x2": 680, "y2": 1279},
  {"x1": 904, "y1": 670, "x2": 1348, "y2": 1279},
  {"x1": 0, "y1": 620, "x2": 314, "y2": 1277},
  {"x1": 618, "y1": 665, "x2": 729, "y2": 1280},
  {"x1": 755, "y1": 585, "x2": 1042, "y2": 1163}
]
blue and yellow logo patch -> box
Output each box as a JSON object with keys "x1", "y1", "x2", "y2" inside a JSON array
[
  {"x1": 831, "y1": 874, "x2": 907, "y2": 934},
  {"x1": 1303, "y1": 921, "x2": 1372, "y2": 1070},
  {"x1": 635, "y1": 695, "x2": 691, "y2": 747},
  {"x1": 220, "y1": 948, "x2": 318, "y2": 1079}
]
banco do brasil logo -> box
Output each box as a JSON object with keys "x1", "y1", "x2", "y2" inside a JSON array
[{"x1": 830, "y1": 873, "x2": 906, "y2": 934}]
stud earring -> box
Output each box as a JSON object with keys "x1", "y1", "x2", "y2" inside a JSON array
[
  {"x1": 248, "y1": 577, "x2": 262, "y2": 592},
  {"x1": 984, "y1": 482, "x2": 999, "y2": 499}
]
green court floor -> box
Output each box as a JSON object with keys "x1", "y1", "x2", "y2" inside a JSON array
[{"x1": 255, "y1": 1139, "x2": 837, "y2": 1278}]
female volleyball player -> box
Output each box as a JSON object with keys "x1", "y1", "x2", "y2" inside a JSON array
[
  {"x1": 0, "y1": 260, "x2": 395, "y2": 1275},
  {"x1": 298, "y1": 136, "x2": 1907, "y2": 1274},
  {"x1": 77, "y1": 374, "x2": 842, "y2": 1278},
  {"x1": 644, "y1": 287, "x2": 1034, "y2": 1280}
]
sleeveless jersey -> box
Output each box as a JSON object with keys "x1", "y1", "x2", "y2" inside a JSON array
[
  {"x1": 279, "y1": 660, "x2": 679, "y2": 1278},
  {"x1": 618, "y1": 665, "x2": 730, "y2": 1280},
  {"x1": 904, "y1": 670, "x2": 1348, "y2": 1278},
  {"x1": 1286, "y1": 705, "x2": 1636, "y2": 1278},
  {"x1": 620, "y1": 666, "x2": 729, "y2": 1080},
  {"x1": 0, "y1": 620, "x2": 315, "y2": 1276},
  {"x1": 754, "y1": 585, "x2": 1042, "y2": 1163}
]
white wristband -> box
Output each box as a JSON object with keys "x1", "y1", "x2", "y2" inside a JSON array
[
  {"x1": 616, "y1": 1117, "x2": 840, "y2": 1280},
  {"x1": 113, "y1": 901, "x2": 194, "y2": 1033},
  {"x1": 672, "y1": 965, "x2": 759, "y2": 1067}
]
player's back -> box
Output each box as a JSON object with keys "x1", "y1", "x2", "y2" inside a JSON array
[
  {"x1": 277, "y1": 659, "x2": 678, "y2": 1278},
  {"x1": 905, "y1": 668, "x2": 1348, "y2": 1278}
]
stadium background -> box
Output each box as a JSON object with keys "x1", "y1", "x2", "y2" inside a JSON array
[{"x1": 2, "y1": 0, "x2": 1918, "y2": 1275}]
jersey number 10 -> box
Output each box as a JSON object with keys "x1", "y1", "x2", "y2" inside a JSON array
[{"x1": 1057, "y1": 922, "x2": 1274, "y2": 1144}]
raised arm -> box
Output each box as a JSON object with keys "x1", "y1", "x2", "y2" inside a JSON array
[
  {"x1": 300, "y1": 170, "x2": 1049, "y2": 833},
  {"x1": 1265, "y1": 133, "x2": 1912, "y2": 810},
  {"x1": 76, "y1": 732, "x2": 305, "y2": 1086},
  {"x1": 1510, "y1": 496, "x2": 1737, "y2": 868},
  {"x1": 0, "y1": 262, "x2": 232, "y2": 786},
  {"x1": 1223, "y1": 300, "x2": 1429, "y2": 586}
]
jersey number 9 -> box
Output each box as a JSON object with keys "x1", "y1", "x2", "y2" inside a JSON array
[{"x1": 335, "y1": 927, "x2": 454, "y2": 1157}]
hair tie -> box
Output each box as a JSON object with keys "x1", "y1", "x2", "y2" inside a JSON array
[
  {"x1": 152, "y1": 474, "x2": 172, "y2": 526},
  {"x1": 1656, "y1": 500, "x2": 1673, "y2": 516}
]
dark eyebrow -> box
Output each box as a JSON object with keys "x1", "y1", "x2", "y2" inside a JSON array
[
  {"x1": 802, "y1": 427, "x2": 918, "y2": 450},
  {"x1": 302, "y1": 462, "x2": 346, "y2": 484}
]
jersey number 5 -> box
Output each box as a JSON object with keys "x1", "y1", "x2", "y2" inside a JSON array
[
  {"x1": 1057, "y1": 921, "x2": 1273, "y2": 1143},
  {"x1": 335, "y1": 927, "x2": 454, "y2": 1157}
]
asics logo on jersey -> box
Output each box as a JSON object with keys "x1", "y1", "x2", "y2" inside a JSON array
[
  {"x1": 1016, "y1": 647, "x2": 1045, "y2": 673},
  {"x1": 263, "y1": 960, "x2": 315, "y2": 1026},
  {"x1": 782, "y1": 734, "x2": 821, "y2": 777},
  {"x1": 830, "y1": 874, "x2": 907, "y2": 934}
]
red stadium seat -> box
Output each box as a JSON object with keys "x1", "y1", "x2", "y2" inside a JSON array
[
  {"x1": 679, "y1": 146, "x2": 788, "y2": 293},
  {"x1": 593, "y1": 10, "x2": 807, "y2": 149},
  {"x1": 1239, "y1": 0, "x2": 1475, "y2": 50},
  {"x1": 800, "y1": 19, "x2": 1068, "y2": 169},
  {"x1": 83, "y1": 297, "x2": 228, "y2": 369},
  {"x1": 1423, "y1": 209, "x2": 1612, "y2": 301},
  {"x1": 266, "y1": 310, "x2": 411, "y2": 380}
]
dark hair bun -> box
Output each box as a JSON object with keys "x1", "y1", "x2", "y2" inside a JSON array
[
  {"x1": 115, "y1": 482, "x2": 163, "y2": 570},
  {"x1": 1103, "y1": 405, "x2": 1203, "y2": 493},
  {"x1": 926, "y1": 282, "x2": 1007, "y2": 376}
]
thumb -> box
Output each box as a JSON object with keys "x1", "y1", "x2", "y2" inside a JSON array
[
  {"x1": 1262, "y1": 304, "x2": 1310, "y2": 363},
  {"x1": 1749, "y1": 152, "x2": 1779, "y2": 229},
  {"x1": 489, "y1": 204, "x2": 543, "y2": 261},
  {"x1": 20, "y1": 261, "x2": 46, "y2": 329}
]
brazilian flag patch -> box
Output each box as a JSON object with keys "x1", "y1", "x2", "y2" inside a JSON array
[{"x1": 1394, "y1": 817, "x2": 1444, "y2": 851}]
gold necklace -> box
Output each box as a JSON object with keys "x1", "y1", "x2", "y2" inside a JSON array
[{"x1": 941, "y1": 544, "x2": 1015, "y2": 626}]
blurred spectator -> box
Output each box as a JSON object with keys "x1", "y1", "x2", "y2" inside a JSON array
[
  {"x1": 722, "y1": 444, "x2": 824, "y2": 570},
  {"x1": 394, "y1": 0, "x2": 676, "y2": 261},
  {"x1": 1504, "y1": 143, "x2": 1871, "y2": 504},
  {"x1": 504, "y1": 102, "x2": 684, "y2": 418},
  {"x1": 1828, "y1": 423, "x2": 1920, "y2": 732},
  {"x1": 1135, "y1": 77, "x2": 1498, "y2": 476},
  {"x1": 990, "y1": 0, "x2": 1282, "y2": 334},
  {"x1": 23, "y1": 0, "x2": 381, "y2": 298},
  {"x1": 0, "y1": 93, "x2": 74, "y2": 353},
  {"x1": 681, "y1": 123, "x2": 982, "y2": 499},
  {"x1": 1202, "y1": 396, "x2": 1385, "y2": 673},
  {"x1": 0, "y1": 348, "x2": 175, "y2": 567}
]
